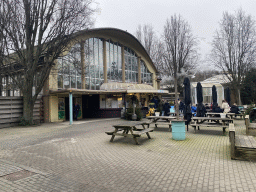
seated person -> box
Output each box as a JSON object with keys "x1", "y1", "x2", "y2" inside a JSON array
[
  {"x1": 163, "y1": 101, "x2": 170, "y2": 116},
  {"x1": 146, "y1": 104, "x2": 155, "y2": 117},
  {"x1": 191, "y1": 104, "x2": 197, "y2": 116},
  {"x1": 214, "y1": 106, "x2": 223, "y2": 113},
  {"x1": 230, "y1": 103, "x2": 240, "y2": 114}
]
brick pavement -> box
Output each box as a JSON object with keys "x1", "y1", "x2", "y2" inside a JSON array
[{"x1": 0, "y1": 118, "x2": 256, "y2": 191}]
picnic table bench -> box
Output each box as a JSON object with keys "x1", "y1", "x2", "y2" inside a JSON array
[
  {"x1": 245, "y1": 115, "x2": 256, "y2": 136},
  {"x1": 191, "y1": 117, "x2": 233, "y2": 133},
  {"x1": 206, "y1": 112, "x2": 236, "y2": 119},
  {"x1": 146, "y1": 116, "x2": 176, "y2": 131},
  {"x1": 229, "y1": 123, "x2": 256, "y2": 160},
  {"x1": 105, "y1": 121, "x2": 153, "y2": 145}
]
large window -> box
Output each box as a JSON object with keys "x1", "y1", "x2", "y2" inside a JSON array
[
  {"x1": 125, "y1": 47, "x2": 138, "y2": 83},
  {"x1": 85, "y1": 38, "x2": 104, "y2": 90},
  {"x1": 58, "y1": 44, "x2": 82, "y2": 89},
  {"x1": 57, "y1": 38, "x2": 154, "y2": 90},
  {"x1": 141, "y1": 60, "x2": 152, "y2": 85},
  {"x1": 107, "y1": 40, "x2": 122, "y2": 82},
  {"x1": 57, "y1": 38, "x2": 104, "y2": 90}
]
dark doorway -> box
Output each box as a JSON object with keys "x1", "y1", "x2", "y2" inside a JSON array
[
  {"x1": 65, "y1": 97, "x2": 70, "y2": 120},
  {"x1": 82, "y1": 95, "x2": 99, "y2": 118}
]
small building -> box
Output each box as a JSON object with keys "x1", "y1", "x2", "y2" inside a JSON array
[
  {"x1": 1, "y1": 28, "x2": 168, "y2": 123},
  {"x1": 191, "y1": 74, "x2": 231, "y2": 106}
]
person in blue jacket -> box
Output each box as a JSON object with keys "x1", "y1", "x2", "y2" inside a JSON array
[{"x1": 191, "y1": 104, "x2": 197, "y2": 116}]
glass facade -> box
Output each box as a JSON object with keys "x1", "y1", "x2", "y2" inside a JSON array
[
  {"x1": 58, "y1": 44, "x2": 82, "y2": 89},
  {"x1": 107, "y1": 40, "x2": 122, "y2": 82},
  {"x1": 57, "y1": 37, "x2": 153, "y2": 90},
  {"x1": 125, "y1": 47, "x2": 138, "y2": 83},
  {"x1": 141, "y1": 60, "x2": 153, "y2": 85},
  {"x1": 85, "y1": 38, "x2": 104, "y2": 90}
]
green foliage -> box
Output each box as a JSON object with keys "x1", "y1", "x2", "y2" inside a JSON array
[
  {"x1": 125, "y1": 107, "x2": 143, "y2": 121},
  {"x1": 244, "y1": 105, "x2": 255, "y2": 116},
  {"x1": 241, "y1": 68, "x2": 256, "y2": 104},
  {"x1": 19, "y1": 116, "x2": 30, "y2": 126},
  {"x1": 124, "y1": 94, "x2": 143, "y2": 121}
]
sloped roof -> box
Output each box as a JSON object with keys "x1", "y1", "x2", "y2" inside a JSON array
[{"x1": 201, "y1": 74, "x2": 231, "y2": 84}]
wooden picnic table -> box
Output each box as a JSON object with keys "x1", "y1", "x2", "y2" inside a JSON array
[
  {"x1": 191, "y1": 116, "x2": 234, "y2": 133},
  {"x1": 146, "y1": 116, "x2": 176, "y2": 122},
  {"x1": 206, "y1": 112, "x2": 236, "y2": 119},
  {"x1": 105, "y1": 121, "x2": 153, "y2": 145},
  {"x1": 146, "y1": 116, "x2": 176, "y2": 131},
  {"x1": 206, "y1": 112, "x2": 221, "y2": 117}
]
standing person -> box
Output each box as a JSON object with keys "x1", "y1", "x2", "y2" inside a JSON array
[
  {"x1": 159, "y1": 99, "x2": 165, "y2": 116},
  {"x1": 163, "y1": 101, "x2": 170, "y2": 116},
  {"x1": 74, "y1": 103, "x2": 80, "y2": 120},
  {"x1": 179, "y1": 100, "x2": 185, "y2": 115},
  {"x1": 221, "y1": 100, "x2": 230, "y2": 113}
]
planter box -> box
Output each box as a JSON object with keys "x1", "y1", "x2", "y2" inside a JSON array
[{"x1": 171, "y1": 120, "x2": 186, "y2": 140}]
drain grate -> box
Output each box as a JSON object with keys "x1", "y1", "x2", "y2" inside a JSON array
[{"x1": 2, "y1": 170, "x2": 36, "y2": 181}]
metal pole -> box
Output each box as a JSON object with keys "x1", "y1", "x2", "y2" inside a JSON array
[{"x1": 69, "y1": 91, "x2": 73, "y2": 125}]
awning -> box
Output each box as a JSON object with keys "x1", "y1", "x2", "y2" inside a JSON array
[
  {"x1": 100, "y1": 83, "x2": 169, "y2": 94},
  {"x1": 49, "y1": 83, "x2": 169, "y2": 95}
]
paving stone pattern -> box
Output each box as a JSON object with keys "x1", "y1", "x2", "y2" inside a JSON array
[{"x1": 0, "y1": 119, "x2": 256, "y2": 191}]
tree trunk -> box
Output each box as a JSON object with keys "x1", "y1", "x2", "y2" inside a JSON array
[
  {"x1": 237, "y1": 88, "x2": 242, "y2": 105},
  {"x1": 22, "y1": 88, "x2": 35, "y2": 125},
  {"x1": 174, "y1": 75, "x2": 180, "y2": 120}
]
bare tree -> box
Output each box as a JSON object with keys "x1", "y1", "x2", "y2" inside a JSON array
[
  {"x1": 0, "y1": 0, "x2": 95, "y2": 124},
  {"x1": 135, "y1": 24, "x2": 155, "y2": 57},
  {"x1": 162, "y1": 14, "x2": 198, "y2": 118},
  {"x1": 211, "y1": 9, "x2": 256, "y2": 105}
]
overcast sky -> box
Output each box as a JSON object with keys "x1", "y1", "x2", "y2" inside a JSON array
[{"x1": 93, "y1": 0, "x2": 256, "y2": 71}]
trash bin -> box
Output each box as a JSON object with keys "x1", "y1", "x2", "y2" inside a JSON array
[{"x1": 171, "y1": 120, "x2": 186, "y2": 140}]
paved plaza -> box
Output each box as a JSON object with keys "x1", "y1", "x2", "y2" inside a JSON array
[{"x1": 0, "y1": 118, "x2": 256, "y2": 191}]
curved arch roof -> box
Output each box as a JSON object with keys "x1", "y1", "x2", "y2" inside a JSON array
[{"x1": 74, "y1": 27, "x2": 157, "y2": 72}]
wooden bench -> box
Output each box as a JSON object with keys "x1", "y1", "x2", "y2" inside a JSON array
[
  {"x1": 154, "y1": 121, "x2": 172, "y2": 131},
  {"x1": 234, "y1": 113, "x2": 244, "y2": 120},
  {"x1": 229, "y1": 123, "x2": 256, "y2": 160},
  {"x1": 245, "y1": 115, "x2": 256, "y2": 136},
  {"x1": 190, "y1": 122, "x2": 228, "y2": 133},
  {"x1": 132, "y1": 128, "x2": 154, "y2": 137}
]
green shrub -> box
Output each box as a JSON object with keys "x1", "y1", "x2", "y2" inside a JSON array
[
  {"x1": 19, "y1": 116, "x2": 30, "y2": 126},
  {"x1": 244, "y1": 104, "x2": 255, "y2": 116},
  {"x1": 125, "y1": 107, "x2": 143, "y2": 121}
]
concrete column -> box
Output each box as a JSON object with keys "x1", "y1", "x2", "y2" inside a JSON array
[
  {"x1": 137, "y1": 57, "x2": 141, "y2": 84},
  {"x1": 81, "y1": 41, "x2": 86, "y2": 89},
  {"x1": 122, "y1": 46, "x2": 125, "y2": 83},
  {"x1": 69, "y1": 91, "x2": 73, "y2": 125},
  {"x1": 103, "y1": 40, "x2": 107, "y2": 83}
]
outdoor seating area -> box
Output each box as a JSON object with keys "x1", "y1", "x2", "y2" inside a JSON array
[{"x1": 106, "y1": 115, "x2": 256, "y2": 161}]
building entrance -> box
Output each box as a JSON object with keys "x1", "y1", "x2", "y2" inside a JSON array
[{"x1": 82, "y1": 95, "x2": 99, "y2": 118}]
